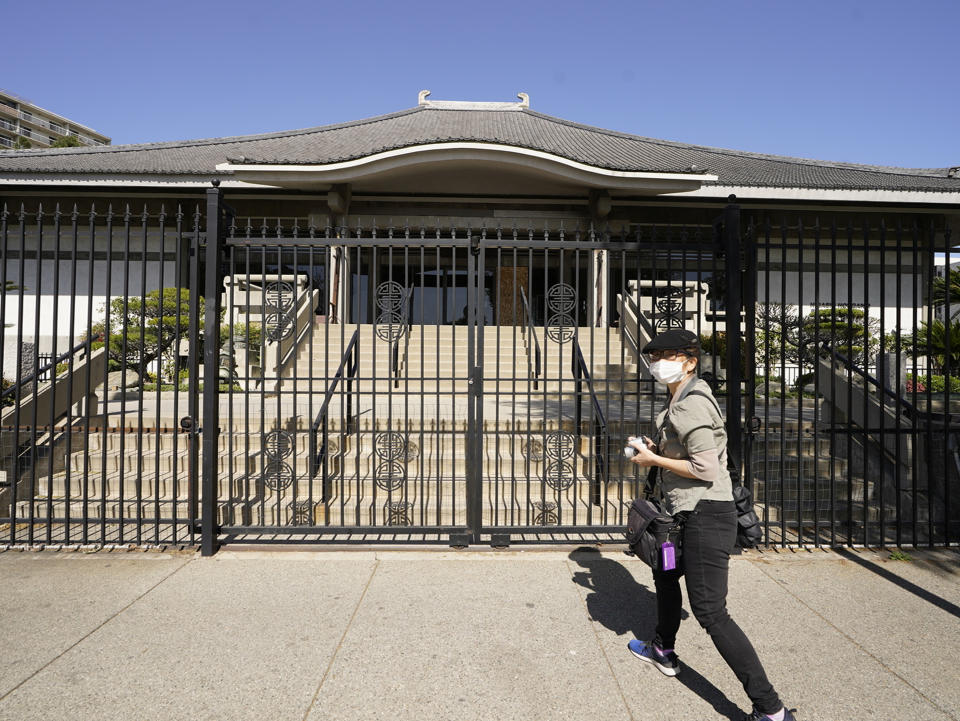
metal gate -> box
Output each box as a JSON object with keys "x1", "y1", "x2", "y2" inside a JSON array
[
  {"x1": 214, "y1": 218, "x2": 481, "y2": 543},
  {"x1": 4, "y1": 189, "x2": 956, "y2": 552},
  {"x1": 207, "y1": 195, "x2": 736, "y2": 549}
]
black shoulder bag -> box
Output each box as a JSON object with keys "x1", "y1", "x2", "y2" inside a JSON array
[
  {"x1": 625, "y1": 467, "x2": 685, "y2": 571},
  {"x1": 686, "y1": 390, "x2": 763, "y2": 549}
]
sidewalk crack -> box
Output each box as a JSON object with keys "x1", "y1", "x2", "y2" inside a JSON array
[
  {"x1": 751, "y1": 560, "x2": 959, "y2": 721},
  {"x1": 0, "y1": 556, "x2": 195, "y2": 704},
  {"x1": 302, "y1": 558, "x2": 380, "y2": 721}
]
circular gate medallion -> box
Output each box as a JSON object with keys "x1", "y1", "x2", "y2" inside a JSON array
[
  {"x1": 376, "y1": 281, "x2": 407, "y2": 312},
  {"x1": 265, "y1": 281, "x2": 295, "y2": 311},
  {"x1": 547, "y1": 283, "x2": 577, "y2": 314},
  {"x1": 374, "y1": 461, "x2": 406, "y2": 492},
  {"x1": 289, "y1": 500, "x2": 316, "y2": 526},
  {"x1": 545, "y1": 283, "x2": 577, "y2": 342},
  {"x1": 545, "y1": 314, "x2": 576, "y2": 343},
  {"x1": 544, "y1": 432, "x2": 576, "y2": 461},
  {"x1": 373, "y1": 433, "x2": 417, "y2": 463},
  {"x1": 262, "y1": 460, "x2": 294, "y2": 491},
  {"x1": 265, "y1": 311, "x2": 295, "y2": 342},
  {"x1": 374, "y1": 312, "x2": 406, "y2": 342},
  {"x1": 544, "y1": 460, "x2": 575, "y2": 491},
  {"x1": 385, "y1": 500, "x2": 413, "y2": 527},
  {"x1": 263, "y1": 430, "x2": 293, "y2": 460},
  {"x1": 374, "y1": 432, "x2": 407, "y2": 463},
  {"x1": 532, "y1": 501, "x2": 559, "y2": 526},
  {"x1": 654, "y1": 286, "x2": 686, "y2": 330}
]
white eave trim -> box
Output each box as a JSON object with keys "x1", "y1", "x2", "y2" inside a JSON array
[
  {"x1": 675, "y1": 184, "x2": 960, "y2": 205},
  {"x1": 0, "y1": 174, "x2": 267, "y2": 188},
  {"x1": 214, "y1": 142, "x2": 719, "y2": 190},
  {"x1": 0, "y1": 174, "x2": 956, "y2": 206}
]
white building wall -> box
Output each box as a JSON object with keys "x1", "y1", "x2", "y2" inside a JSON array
[
  {"x1": 756, "y1": 244, "x2": 926, "y2": 331},
  {"x1": 2, "y1": 230, "x2": 182, "y2": 379}
]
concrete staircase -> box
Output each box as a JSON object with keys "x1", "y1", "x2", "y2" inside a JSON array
[
  {"x1": 16, "y1": 418, "x2": 623, "y2": 529},
  {"x1": 8, "y1": 324, "x2": 900, "y2": 541}
]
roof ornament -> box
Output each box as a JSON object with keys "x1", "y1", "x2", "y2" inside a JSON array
[
  {"x1": 417, "y1": 90, "x2": 528, "y2": 110},
  {"x1": 948, "y1": 166, "x2": 960, "y2": 179}
]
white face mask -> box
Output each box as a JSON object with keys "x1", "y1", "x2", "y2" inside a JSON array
[{"x1": 649, "y1": 359, "x2": 687, "y2": 384}]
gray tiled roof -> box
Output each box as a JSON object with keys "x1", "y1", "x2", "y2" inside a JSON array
[{"x1": 0, "y1": 105, "x2": 958, "y2": 193}]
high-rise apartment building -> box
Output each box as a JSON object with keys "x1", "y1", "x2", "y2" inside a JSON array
[{"x1": 0, "y1": 89, "x2": 110, "y2": 149}]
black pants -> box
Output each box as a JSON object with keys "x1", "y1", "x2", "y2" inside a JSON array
[{"x1": 652, "y1": 499, "x2": 782, "y2": 715}]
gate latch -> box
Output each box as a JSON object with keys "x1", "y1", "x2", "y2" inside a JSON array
[{"x1": 470, "y1": 234, "x2": 480, "y2": 256}]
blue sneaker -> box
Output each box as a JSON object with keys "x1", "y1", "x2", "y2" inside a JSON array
[
  {"x1": 627, "y1": 639, "x2": 680, "y2": 676},
  {"x1": 742, "y1": 707, "x2": 798, "y2": 721}
]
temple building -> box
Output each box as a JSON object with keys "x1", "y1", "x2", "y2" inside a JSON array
[{"x1": 1, "y1": 92, "x2": 958, "y2": 548}]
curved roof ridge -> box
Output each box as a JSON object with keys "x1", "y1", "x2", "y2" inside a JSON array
[
  {"x1": 0, "y1": 106, "x2": 426, "y2": 158},
  {"x1": 516, "y1": 109, "x2": 951, "y2": 178}
]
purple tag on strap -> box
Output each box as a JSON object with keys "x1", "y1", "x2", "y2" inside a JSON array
[{"x1": 660, "y1": 541, "x2": 676, "y2": 571}]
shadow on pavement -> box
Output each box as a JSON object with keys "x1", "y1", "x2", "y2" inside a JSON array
[
  {"x1": 834, "y1": 547, "x2": 960, "y2": 620},
  {"x1": 568, "y1": 548, "x2": 743, "y2": 721}
]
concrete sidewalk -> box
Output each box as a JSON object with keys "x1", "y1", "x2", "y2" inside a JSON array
[{"x1": 0, "y1": 546, "x2": 957, "y2": 721}]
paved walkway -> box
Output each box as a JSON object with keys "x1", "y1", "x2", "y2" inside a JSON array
[{"x1": 0, "y1": 545, "x2": 957, "y2": 721}]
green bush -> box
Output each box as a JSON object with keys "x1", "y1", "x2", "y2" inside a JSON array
[
  {"x1": 906, "y1": 374, "x2": 960, "y2": 394},
  {"x1": 230, "y1": 322, "x2": 263, "y2": 366},
  {"x1": 699, "y1": 331, "x2": 748, "y2": 374}
]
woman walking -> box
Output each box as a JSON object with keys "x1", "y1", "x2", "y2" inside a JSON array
[{"x1": 626, "y1": 328, "x2": 796, "y2": 721}]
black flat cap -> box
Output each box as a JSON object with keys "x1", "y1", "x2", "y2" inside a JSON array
[{"x1": 642, "y1": 328, "x2": 700, "y2": 353}]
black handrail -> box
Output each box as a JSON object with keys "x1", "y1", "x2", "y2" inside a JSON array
[
  {"x1": 573, "y1": 341, "x2": 608, "y2": 432},
  {"x1": 824, "y1": 343, "x2": 960, "y2": 488},
  {"x1": 519, "y1": 286, "x2": 542, "y2": 389},
  {"x1": 309, "y1": 330, "x2": 360, "y2": 497},
  {"x1": 391, "y1": 287, "x2": 414, "y2": 389},
  {"x1": 573, "y1": 339, "x2": 608, "y2": 507},
  {"x1": 1, "y1": 338, "x2": 92, "y2": 401},
  {"x1": 823, "y1": 344, "x2": 955, "y2": 425}
]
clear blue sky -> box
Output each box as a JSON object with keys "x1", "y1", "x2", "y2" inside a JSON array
[{"x1": 4, "y1": 0, "x2": 958, "y2": 168}]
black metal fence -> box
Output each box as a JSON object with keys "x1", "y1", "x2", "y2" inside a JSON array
[
  {"x1": 747, "y1": 215, "x2": 958, "y2": 548},
  {"x1": 1, "y1": 200, "x2": 203, "y2": 547},
  {"x1": 1, "y1": 190, "x2": 957, "y2": 551}
]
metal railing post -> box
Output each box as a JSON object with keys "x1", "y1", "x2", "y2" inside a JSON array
[
  {"x1": 722, "y1": 197, "x2": 745, "y2": 481},
  {"x1": 201, "y1": 182, "x2": 224, "y2": 556}
]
